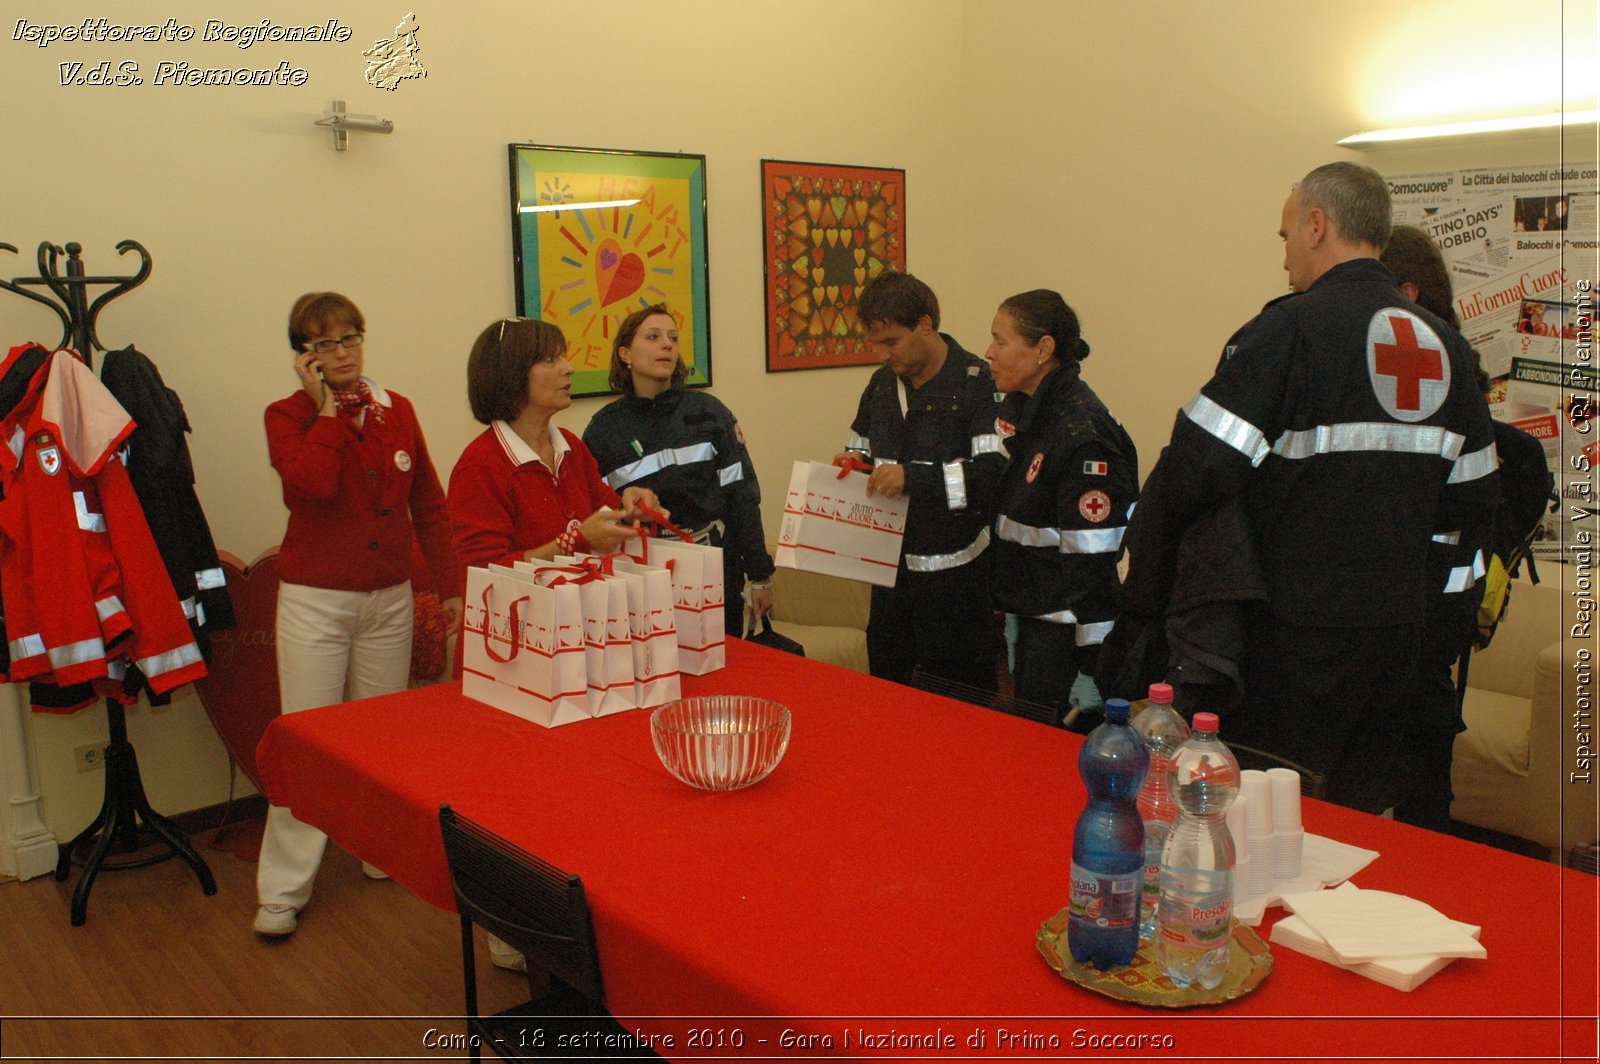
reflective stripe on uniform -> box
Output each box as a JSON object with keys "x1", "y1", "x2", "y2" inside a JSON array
[
  {"x1": 1060, "y1": 526, "x2": 1127, "y2": 555},
  {"x1": 845, "y1": 433, "x2": 870, "y2": 454},
  {"x1": 1442, "y1": 550, "x2": 1487, "y2": 593},
  {"x1": 997, "y1": 515, "x2": 1059, "y2": 548},
  {"x1": 139, "y1": 641, "x2": 204, "y2": 679},
  {"x1": 1432, "y1": 531, "x2": 1461, "y2": 545},
  {"x1": 1184, "y1": 394, "x2": 1270, "y2": 466},
  {"x1": 74, "y1": 491, "x2": 106, "y2": 533},
  {"x1": 1271, "y1": 422, "x2": 1464, "y2": 461},
  {"x1": 1449, "y1": 442, "x2": 1498, "y2": 484},
  {"x1": 195, "y1": 567, "x2": 226, "y2": 590},
  {"x1": 1075, "y1": 620, "x2": 1114, "y2": 646},
  {"x1": 49, "y1": 637, "x2": 105, "y2": 669},
  {"x1": 8, "y1": 633, "x2": 45, "y2": 660},
  {"x1": 717, "y1": 462, "x2": 743, "y2": 488},
  {"x1": 905, "y1": 527, "x2": 990, "y2": 573},
  {"x1": 603, "y1": 442, "x2": 717, "y2": 489},
  {"x1": 972, "y1": 433, "x2": 1004, "y2": 457},
  {"x1": 943, "y1": 461, "x2": 967, "y2": 511},
  {"x1": 95, "y1": 595, "x2": 126, "y2": 623},
  {"x1": 997, "y1": 515, "x2": 1126, "y2": 555}
]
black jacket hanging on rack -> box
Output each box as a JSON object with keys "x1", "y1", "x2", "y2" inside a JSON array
[{"x1": 100, "y1": 345, "x2": 235, "y2": 689}]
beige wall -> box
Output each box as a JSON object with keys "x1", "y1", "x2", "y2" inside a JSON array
[{"x1": 1, "y1": 0, "x2": 1593, "y2": 837}]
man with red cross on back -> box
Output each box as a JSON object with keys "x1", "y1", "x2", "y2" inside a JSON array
[{"x1": 1115, "y1": 161, "x2": 1498, "y2": 814}]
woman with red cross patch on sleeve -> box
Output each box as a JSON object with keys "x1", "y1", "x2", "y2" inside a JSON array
[{"x1": 986, "y1": 290, "x2": 1138, "y2": 732}]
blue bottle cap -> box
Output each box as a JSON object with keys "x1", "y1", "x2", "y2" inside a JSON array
[{"x1": 1104, "y1": 698, "x2": 1130, "y2": 723}]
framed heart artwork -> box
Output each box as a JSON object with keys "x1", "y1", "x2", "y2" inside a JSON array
[
  {"x1": 760, "y1": 159, "x2": 906, "y2": 372},
  {"x1": 509, "y1": 143, "x2": 711, "y2": 397}
]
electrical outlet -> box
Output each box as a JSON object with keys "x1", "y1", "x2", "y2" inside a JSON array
[{"x1": 74, "y1": 743, "x2": 108, "y2": 773}]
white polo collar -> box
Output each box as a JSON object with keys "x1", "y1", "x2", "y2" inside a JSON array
[
  {"x1": 360, "y1": 376, "x2": 393, "y2": 407},
  {"x1": 492, "y1": 419, "x2": 568, "y2": 473}
]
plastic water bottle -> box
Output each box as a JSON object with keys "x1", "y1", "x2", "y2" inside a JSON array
[
  {"x1": 1132, "y1": 683, "x2": 1190, "y2": 940},
  {"x1": 1157, "y1": 711, "x2": 1240, "y2": 989},
  {"x1": 1067, "y1": 697, "x2": 1148, "y2": 969}
]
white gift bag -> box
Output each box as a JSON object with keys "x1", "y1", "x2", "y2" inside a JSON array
[
  {"x1": 775, "y1": 460, "x2": 908, "y2": 587},
  {"x1": 461, "y1": 564, "x2": 589, "y2": 727},
  {"x1": 624, "y1": 535, "x2": 725, "y2": 675},
  {"x1": 531, "y1": 558, "x2": 636, "y2": 717},
  {"x1": 608, "y1": 556, "x2": 682, "y2": 709}
]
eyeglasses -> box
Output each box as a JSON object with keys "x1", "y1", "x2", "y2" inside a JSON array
[
  {"x1": 498, "y1": 317, "x2": 528, "y2": 342},
  {"x1": 303, "y1": 332, "x2": 364, "y2": 354}
]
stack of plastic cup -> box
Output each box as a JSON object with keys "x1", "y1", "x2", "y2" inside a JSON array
[
  {"x1": 1267, "y1": 767, "x2": 1303, "y2": 879},
  {"x1": 1240, "y1": 769, "x2": 1275, "y2": 898},
  {"x1": 1226, "y1": 792, "x2": 1251, "y2": 903}
]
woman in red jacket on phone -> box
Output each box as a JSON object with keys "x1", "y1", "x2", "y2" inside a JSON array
[{"x1": 254, "y1": 292, "x2": 458, "y2": 937}]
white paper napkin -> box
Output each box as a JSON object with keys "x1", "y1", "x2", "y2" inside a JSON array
[
  {"x1": 1280, "y1": 885, "x2": 1487, "y2": 963},
  {"x1": 1269, "y1": 884, "x2": 1484, "y2": 991}
]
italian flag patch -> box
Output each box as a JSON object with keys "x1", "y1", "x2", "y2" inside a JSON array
[{"x1": 1082, "y1": 460, "x2": 1108, "y2": 476}]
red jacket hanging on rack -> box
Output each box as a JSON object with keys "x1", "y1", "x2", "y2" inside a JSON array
[{"x1": 0, "y1": 344, "x2": 206, "y2": 699}]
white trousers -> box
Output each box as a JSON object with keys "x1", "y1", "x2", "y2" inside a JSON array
[{"x1": 256, "y1": 580, "x2": 412, "y2": 910}]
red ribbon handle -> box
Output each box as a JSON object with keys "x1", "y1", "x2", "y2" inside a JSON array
[
  {"x1": 833, "y1": 455, "x2": 872, "y2": 478},
  {"x1": 634, "y1": 501, "x2": 694, "y2": 543}
]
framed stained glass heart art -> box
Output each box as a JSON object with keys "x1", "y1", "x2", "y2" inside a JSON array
[
  {"x1": 760, "y1": 159, "x2": 906, "y2": 372},
  {"x1": 509, "y1": 143, "x2": 710, "y2": 397}
]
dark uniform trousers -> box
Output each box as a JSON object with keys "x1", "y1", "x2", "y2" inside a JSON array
[
  {"x1": 867, "y1": 559, "x2": 995, "y2": 692},
  {"x1": 1228, "y1": 609, "x2": 1423, "y2": 814}
]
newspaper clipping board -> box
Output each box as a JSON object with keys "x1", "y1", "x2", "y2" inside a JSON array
[{"x1": 1388, "y1": 161, "x2": 1598, "y2": 562}]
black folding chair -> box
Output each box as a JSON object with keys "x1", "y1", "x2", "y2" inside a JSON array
[
  {"x1": 908, "y1": 666, "x2": 1064, "y2": 727},
  {"x1": 438, "y1": 804, "x2": 657, "y2": 1062}
]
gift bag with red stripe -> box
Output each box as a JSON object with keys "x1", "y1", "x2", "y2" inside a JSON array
[
  {"x1": 538, "y1": 557, "x2": 637, "y2": 717},
  {"x1": 607, "y1": 556, "x2": 682, "y2": 708},
  {"x1": 775, "y1": 460, "x2": 908, "y2": 587},
  {"x1": 461, "y1": 563, "x2": 589, "y2": 727},
  {"x1": 623, "y1": 534, "x2": 725, "y2": 675}
]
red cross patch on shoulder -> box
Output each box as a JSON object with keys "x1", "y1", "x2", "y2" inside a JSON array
[
  {"x1": 37, "y1": 445, "x2": 61, "y2": 476},
  {"x1": 1079, "y1": 489, "x2": 1111, "y2": 523},
  {"x1": 1367, "y1": 308, "x2": 1449, "y2": 422},
  {"x1": 735, "y1": 422, "x2": 747, "y2": 445},
  {"x1": 996, "y1": 418, "x2": 1016, "y2": 439},
  {"x1": 1025, "y1": 451, "x2": 1044, "y2": 483}
]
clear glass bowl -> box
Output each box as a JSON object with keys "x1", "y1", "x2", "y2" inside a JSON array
[{"x1": 650, "y1": 696, "x2": 791, "y2": 792}]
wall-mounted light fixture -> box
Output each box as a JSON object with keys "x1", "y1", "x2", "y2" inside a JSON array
[
  {"x1": 314, "y1": 100, "x2": 395, "y2": 151},
  {"x1": 1338, "y1": 109, "x2": 1599, "y2": 150}
]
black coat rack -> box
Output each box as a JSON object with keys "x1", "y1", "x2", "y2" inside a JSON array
[{"x1": 0, "y1": 240, "x2": 217, "y2": 925}]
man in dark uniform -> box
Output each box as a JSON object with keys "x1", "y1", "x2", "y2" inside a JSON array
[
  {"x1": 836, "y1": 271, "x2": 1004, "y2": 690},
  {"x1": 1119, "y1": 162, "x2": 1499, "y2": 813}
]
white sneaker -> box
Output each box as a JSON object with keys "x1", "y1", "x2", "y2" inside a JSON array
[
  {"x1": 361, "y1": 862, "x2": 390, "y2": 880},
  {"x1": 254, "y1": 903, "x2": 298, "y2": 937},
  {"x1": 486, "y1": 933, "x2": 528, "y2": 972}
]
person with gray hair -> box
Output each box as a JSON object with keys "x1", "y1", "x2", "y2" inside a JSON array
[{"x1": 1109, "y1": 162, "x2": 1499, "y2": 814}]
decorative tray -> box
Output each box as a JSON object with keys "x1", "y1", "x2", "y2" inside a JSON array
[{"x1": 1036, "y1": 907, "x2": 1272, "y2": 1008}]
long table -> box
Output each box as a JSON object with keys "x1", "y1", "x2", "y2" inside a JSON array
[{"x1": 257, "y1": 640, "x2": 1598, "y2": 1060}]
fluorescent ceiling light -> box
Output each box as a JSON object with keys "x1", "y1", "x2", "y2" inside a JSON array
[
  {"x1": 1338, "y1": 109, "x2": 1600, "y2": 149},
  {"x1": 519, "y1": 198, "x2": 641, "y2": 214}
]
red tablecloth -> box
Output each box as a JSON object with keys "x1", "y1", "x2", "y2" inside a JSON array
[{"x1": 257, "y1": 641, "x2": 1598, "y2": 1060}]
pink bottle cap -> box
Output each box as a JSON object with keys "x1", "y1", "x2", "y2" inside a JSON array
[
  {"x1": 1192, "y1": 711, "x2": 1220, "y2": 732},
  {"x1": 1148, "y1": 682, "x2": 1174, "y2": 703}
]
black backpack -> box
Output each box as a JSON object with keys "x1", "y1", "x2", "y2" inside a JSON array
[{"x1": 1471, "y1": 419, "x2": 1557, "y2": 650}]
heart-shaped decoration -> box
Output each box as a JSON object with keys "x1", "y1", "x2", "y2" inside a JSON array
[
  {"x1": 825, "y1": 229, "x2": 839, "y2": 248},
  {"x1": 594, "y1": 237, "x2": 645, "y2": 307},
  {"x1": 812, "y1": 286, "x2": 826, "y2": 305},
  {"x1": 192, "y1": 549, "x2": 284, "y2": 791},
  {"x1": 812, "y1": 266, "x2": 826, "y2": 284},
  {"x1": 854, "y1": 248, "x2": 867, "y2": 266},
  {"x1": 854, "y1": 266, "x2": 867, "y2": 285},
  {"x1": 826, "y1": 285, "x2": 839, "y2": 304},
  {"x1": 810, "y1": 229, "x2": 824, "y2": 247},
  {"x1": 805, "y1": 196, "x2": 823, "y2": 222}
]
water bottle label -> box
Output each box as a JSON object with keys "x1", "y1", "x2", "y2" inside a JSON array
[
  {"x1": 1143, "y1": 862, "x2": 1161, "y2": 901},
  {"x1": 1068, "y1": 863, "x2": 1138, "y2": 930},
  {"x1": 1157, "y1": 892, "x2": 1233, "y2": 949}
]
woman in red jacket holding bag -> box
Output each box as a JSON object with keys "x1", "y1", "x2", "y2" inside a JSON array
[{"x1": 254, "y1": 292, "x2": 459, "y2": 937}]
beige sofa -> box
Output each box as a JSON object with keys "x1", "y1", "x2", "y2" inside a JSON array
[
  {"x1": 1452, "y1": 566, "x2": 1597, "y2": 862},
  {"x1": 764, "y1": 564, "x2": 871, "y2": 674}
]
